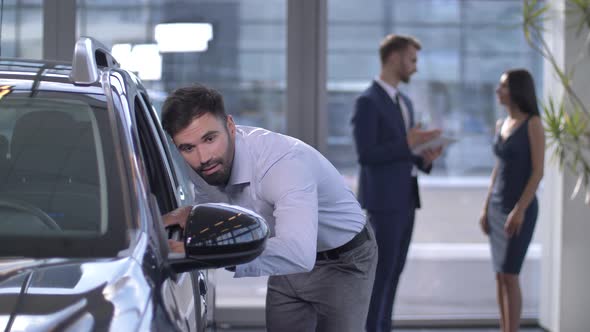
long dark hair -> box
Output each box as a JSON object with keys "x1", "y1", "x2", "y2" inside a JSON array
[{"x1": 504, "y1": 69, "x2": 540, "y2": 116}]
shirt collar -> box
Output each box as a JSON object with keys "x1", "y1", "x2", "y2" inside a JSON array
[
  {"x1": 227, "y1": 130, "x2": 252, "y2": 186},
  {"x1": 374, "y1": 77, "x2": 399, "y2": 100}
]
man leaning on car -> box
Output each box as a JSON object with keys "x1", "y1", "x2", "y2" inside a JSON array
[{"x1": 161, "y1": 84, "x2": 377, "y2": 332}]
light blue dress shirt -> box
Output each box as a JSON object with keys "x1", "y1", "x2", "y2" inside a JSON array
[{"x1": 190, "y1": 126, "x2": 366, "y2": 277}]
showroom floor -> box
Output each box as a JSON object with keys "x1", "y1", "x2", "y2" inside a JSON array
[{"x1": 217, "y1": 327, "x2": 544, "y2": 332}]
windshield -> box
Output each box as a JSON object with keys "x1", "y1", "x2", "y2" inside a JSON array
[{"x1": 0, "y1": 87, "x2": 128, "y2": 257}]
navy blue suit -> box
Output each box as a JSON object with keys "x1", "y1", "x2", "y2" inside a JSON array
[{"x1": 352, "y1": 81, "x2": 430, "y2": 332}]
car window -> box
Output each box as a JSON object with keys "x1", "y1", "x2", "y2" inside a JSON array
[
  {"x1": 133, "y1": 95, "x2": 177, "y2": 213},
  {"x1": 164, "y1": 135, "x2": 197, "y2": 205},
  {"x1": 0, "y1": 87, "x2": 129, "y2": 258},
  {"x1": 0, "y1": 94, "x2": 107, "y2": 235},
  {"x1": 140, "y1": 92, "x2": 196, "y2": 207}
]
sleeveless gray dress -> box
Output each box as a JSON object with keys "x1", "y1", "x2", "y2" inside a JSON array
[{"x1": 487, "y1": 116, "x2": 539, "y2": 274}]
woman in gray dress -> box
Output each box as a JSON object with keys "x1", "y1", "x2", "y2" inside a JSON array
[{"x1": 479, "y1": 69, "x2": 545, "y2": 332}]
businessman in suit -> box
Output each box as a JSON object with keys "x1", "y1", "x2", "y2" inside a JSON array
[{"x1": 351, "y1": 34, "x2": 443, "y2": 332}]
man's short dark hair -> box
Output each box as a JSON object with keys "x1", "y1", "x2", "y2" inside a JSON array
[
  {"x1": 379, "y1": 34, "x2": 422, "y2": 64},
  {"x1": 161, "y1": 84, "x2": 227, "y2": 137}
]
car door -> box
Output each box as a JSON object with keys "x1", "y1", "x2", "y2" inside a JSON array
[
  {"x1": 133, "y1": 93, "x2": 203, "y2": 332},
  {"x1": 160, "y1": 121, "x2": 214, "y2": 331}
]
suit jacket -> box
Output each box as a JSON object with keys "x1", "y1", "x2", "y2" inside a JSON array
[{"x1": 351, "y1": 81, "x2": 431, "y2": 212}]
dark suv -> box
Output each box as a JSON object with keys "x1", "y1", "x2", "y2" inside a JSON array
[{"x1": 0, "y1": 37, "x2": 267, "y2": 331}]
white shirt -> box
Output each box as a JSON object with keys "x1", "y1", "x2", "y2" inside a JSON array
[
  {"x1": 374, "y1": 78, "x2": 419, "y2": 175},
  {"x1": 374, "y1": 77, "x2": 410, "y2": 130},
  {"x1": 191, "y1": 126, "x2": 366, "y2": 277}
]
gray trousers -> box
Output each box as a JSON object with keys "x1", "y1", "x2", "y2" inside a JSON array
[{"x1": 266, "y1": 225, "x2": 378, "y2": 332}]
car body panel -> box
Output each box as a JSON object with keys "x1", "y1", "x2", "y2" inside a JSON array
[
  {"x1": 0, "y1": 58, "x2": 202, "y2": 331},
  {"x1": 0, "y1": 257, "x2": 149, "y2": 331},
  {"x1": 0, "y1": 50, "x2": 267, "y2": 331}
]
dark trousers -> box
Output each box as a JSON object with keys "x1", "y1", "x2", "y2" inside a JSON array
[
  {"x1": 366, "y1": 208, "x2": 415, "y2": 332},
  {"x1": 266, "y1": 225, "x2": 377, "y2": 332}
]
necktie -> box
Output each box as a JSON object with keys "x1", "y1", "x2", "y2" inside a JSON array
[
  {"x1": 396, "y1": 93, "x2": 418, "y2": 175},
  {"x1": 395, "y1": 93, "x2": 410, "y2": 130}
]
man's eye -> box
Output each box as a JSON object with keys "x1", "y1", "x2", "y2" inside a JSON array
[
  {"x1": 204, "y1": 136, "x2": 215, "y2": 143},
  {"x1": 181, "y1": 146, "x2": 194, "y2": 152}
]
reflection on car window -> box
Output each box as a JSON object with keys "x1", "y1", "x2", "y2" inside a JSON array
[
  {"x1": 164, "y1": 135, "x2": 197, "y2": 205},
  {"x1": 0, "y1": 94, "x2": 108, "y2": 236}
]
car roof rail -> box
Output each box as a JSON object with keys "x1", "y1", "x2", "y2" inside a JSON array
[{"x1": 70, "y1": 37, "x2": 120, "y2": 85}]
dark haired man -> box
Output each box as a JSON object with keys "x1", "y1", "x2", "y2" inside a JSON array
[
  {"x1": 352, "y1": 34, "x2": 443, "y2": 331},
  {"x1": 161, "y1": 84, "x2": 377, "y2": 332}
]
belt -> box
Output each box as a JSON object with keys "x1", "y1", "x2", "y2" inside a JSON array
[{"x1": 316, "y1": 226, "x2": 369, "y2": 261}]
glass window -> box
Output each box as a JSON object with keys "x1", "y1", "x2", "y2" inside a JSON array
[
  {"x1": 0, "y1": 92, "x2": 106, "y2": 236},
  {"x1": 0, "y1": 72, "x2": 128, "y2": 258},
  {"x1": 327, "y1": 0, "x2": 543, "y2": 180},
  {"x1": 465, "y1": 27, "x2": 530, "y2": 54},
  {"x1": 76, "y1": 0, "x2": 286, "y2": 133},
  {"x1": 463, "y1": 0, "x2": 523, "y2": 24},
  {"x1": 392, "y1": 0, "x2": 460, "y2": 24},
  {"x1": 328, "y1": 26, "x2": 385, "y2": 51},
  {"x1": 328, "y1": 0, "x2": 387, "y2": 22},
  {"x1": 0, "y1": 0, "x2": 43, "y2": 59}
]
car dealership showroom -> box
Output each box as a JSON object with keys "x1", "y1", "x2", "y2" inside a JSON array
[{"x1": 0, "y1": 0, "x2": 588, "y2": 331}]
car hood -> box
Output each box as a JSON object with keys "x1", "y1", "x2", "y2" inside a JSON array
[{"x1": 0, "y1": 257, "x2": 150, "y2": 332}]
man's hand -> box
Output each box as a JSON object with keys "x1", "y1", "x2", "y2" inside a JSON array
[
  {"x1": 420, "y1": 146, "x2": 443, "y2": 167},
  {"x1": 162, "y1": 206, "x2": 192, "y2": 229},
  {"x1": 407, "y1": 125, "x2": 441, "y2": 148},
  {"x1": 168, "y1": 240, "x2": 185, "y2": 254}
]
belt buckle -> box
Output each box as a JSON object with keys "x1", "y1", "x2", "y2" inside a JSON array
[
  {"x1": 317, "y1": 251, "x2": 330, "y2": 261},
  {"x1": 317, "y1": 250, "x2": 338, "y2": 261}
]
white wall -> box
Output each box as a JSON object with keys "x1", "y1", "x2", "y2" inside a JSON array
[{"x1": 539, "y1": 0, "x2": 590, "y2": 331}]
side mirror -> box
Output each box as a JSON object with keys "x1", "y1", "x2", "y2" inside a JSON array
[{"x1": 169, "y1": 203, "x2": 269, "y2": 273}]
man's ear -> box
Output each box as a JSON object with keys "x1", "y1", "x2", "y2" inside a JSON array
[
  {"x1": 226, "y1": 114, "x2": 236, "y2": 135},
  {"x1": 388, "y1": 51, "x2": 400, "y2": 66}
]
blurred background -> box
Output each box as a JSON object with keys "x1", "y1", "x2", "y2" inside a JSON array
[{"x1": 0, "y1": 0, "x2": 545, "y2": 328}]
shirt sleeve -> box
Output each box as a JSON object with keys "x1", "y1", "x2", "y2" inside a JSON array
[{"x1": 234, "y1": 154, "x2": 318, "y2": 277}]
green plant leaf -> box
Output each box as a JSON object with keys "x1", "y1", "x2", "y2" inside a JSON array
[{"x1": 523, "y1": 0, "x2": 590, "y2": 202}]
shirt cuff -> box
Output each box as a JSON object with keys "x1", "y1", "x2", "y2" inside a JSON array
[{"x1": 233, "y1": 263, "x2": 260, "y2": 278}]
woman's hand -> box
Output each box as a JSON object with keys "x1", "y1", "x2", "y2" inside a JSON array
[
  {"x1": 479, "y1": 210, "x2": 490, "y2": 235},
  {"x1": 504, "y1": 208, "x2": 524, "y2": 237}
]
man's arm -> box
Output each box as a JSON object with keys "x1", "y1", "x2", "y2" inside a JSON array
[
  {"x1": 233, "y1": 156, "x2": 318, "y2": 278},
  {"x1": 161, "y1": 206, "x2": 192, "y2": 254},
  {"x1": 162, "y1": 205, "x2": 192, "y2": 229},
  {"x1": 412, "y1": 154, "x2": 431, "y2": 174},
  {"x1": 352, "y1": 96, "x2": 440, "y2": 165},
  {"x1": 413, "y1": 146, "x2": 443, "y2": 174}
]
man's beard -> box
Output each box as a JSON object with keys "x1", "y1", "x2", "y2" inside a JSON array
[
  {"x1": 195, "y1": 159, "x2": 232, "y2": 186},
  {"x1": 400, "y1": 73, "x2": 411, "y2": 83},
  {"x1": 195, "y1": 136, "x2": 235, "y2": 187}
]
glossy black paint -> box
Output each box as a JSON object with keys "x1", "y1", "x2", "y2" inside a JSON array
[{"x1": 184, "y1": 203, "x2": 268, "y2": 266}]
